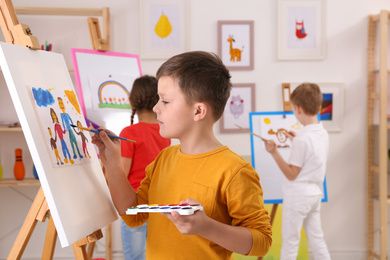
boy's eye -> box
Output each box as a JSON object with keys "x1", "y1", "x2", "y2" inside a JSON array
[{"x1": 162, "y1": 100, "x2": 169, "y2": 104}]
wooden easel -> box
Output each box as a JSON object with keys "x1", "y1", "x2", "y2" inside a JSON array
[
  {"x1": 0, "y1": 0, "x2": 39, "y2": 49},
  {"x1": 0, "y1": 0, "x2": 104, "y2": 259},
  {"x1": 282, "y1": 83, "x2": 293, "y2": 112},
  {"x1": 88, "y1": 16, "x2": 109, "y2": 51},
  {"x1": 87, "y1": 13, "x2": 113, "y2": 260},
  {"x1": 7, "y1": 188, "x2": 102, "y2": 260},
  {"x1": 258, "y1": 84, "x2": 293, "y2": 260}
]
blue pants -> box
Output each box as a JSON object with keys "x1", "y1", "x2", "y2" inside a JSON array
[{"x1": 121, "y1": 219, "x2": 147, "y2": 260}]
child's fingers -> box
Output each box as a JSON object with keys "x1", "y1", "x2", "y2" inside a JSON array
[{"x1": 179, "y1": 198, "x2": 200, "y2": 205}]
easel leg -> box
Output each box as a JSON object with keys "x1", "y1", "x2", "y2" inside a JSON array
[
  {"x1": 73, "y1": 244, "x2": 89, "y2": 260},
  {"x1": 258, "y1": 204, "x2": 279, "y2": 260},
  {"x1": 269, "y1": 204, "x2": 279, "y2": 226},
  {"x1": 73, "y1": 230, "x2": 103, "y2": 260},
  {"x1": 7, "y1": 187, "x2": 47, "y2": 260},
  {"x1": 87, "y1": 241, "x2": 96, "y2": 259},
  {"x1": 106, "y1": 224, "x2": 112, "y2": 260},
  {"x1": 42, "y1": 216, "x2": 57, "y2": 260}
]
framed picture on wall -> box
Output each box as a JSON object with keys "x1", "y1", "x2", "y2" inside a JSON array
[
  {"x1": 290, "y1": 82, "x2": 344, "y2": 132},
  {"x1": 220, "y1": 83, "x2": 256, "y2": 133},
  {"x1": 140, "y1": 0, "x2": 189, "y2": 59},
  {"x1": 278, "y1": 0, "x2": 326, "y2": 60},
  {"x1": 218, "y1": 21, "x2": 254, "y2": 70}
]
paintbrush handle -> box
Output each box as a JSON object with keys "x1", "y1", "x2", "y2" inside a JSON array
[
  {"x1": 234, "y1": 124, "x2": 268, "y2": 142},
  {"x1": 79, "y1": 126, "x2": 136, "y2": 143}
]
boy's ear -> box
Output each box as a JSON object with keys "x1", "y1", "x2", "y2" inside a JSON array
[{"x1": 193, "y1": 102, "x2": 207, "y2": 121}]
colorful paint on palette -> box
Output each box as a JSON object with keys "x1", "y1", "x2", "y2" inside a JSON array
[{"x1": 126, "y1": 204, "x2": 203, "y2": 216}]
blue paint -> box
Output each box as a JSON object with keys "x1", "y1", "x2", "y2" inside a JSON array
[{"x1": 32, "y1": 87, "x2": 55, "y2": 107}]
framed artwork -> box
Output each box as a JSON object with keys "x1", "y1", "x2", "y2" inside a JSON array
[
  {"x1": 220, "y1": 83, "x2": 255, "y2": 133},
  {"x1": 289, "y1": 82, "x2": 345, "y2": 132},
  {"x1": 140, "y1": 0, "x2": 190, "y2": 59},
  {"x1": 218, "y1": 21, "x2": 254, "y2": 70},
  {"x1": 278, "y1": 0, "x2": 326, "y2": 60}
]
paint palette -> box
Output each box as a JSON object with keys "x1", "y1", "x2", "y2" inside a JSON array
[{"x1": 126, "y1": 204, "x2": 204, "y2": 215}]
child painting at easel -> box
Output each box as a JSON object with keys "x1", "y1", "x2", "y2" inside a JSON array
[
  {"x1": 50, "y1": 108, "x2": 74, "y2": 165},
  {"x1": 263, "y1": 83, "x2": 330, "y2": 259},
  {"x1": 92, "y1": 51, "x2": 272, "y2": 259}
]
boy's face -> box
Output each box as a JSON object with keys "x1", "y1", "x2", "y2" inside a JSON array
[{"x1": 153, "y1": 76, "x2": 195, "y2": 140}]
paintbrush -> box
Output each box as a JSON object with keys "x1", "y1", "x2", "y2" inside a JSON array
[
  {"x1": 71, "y1": 124, "x2": 136, "y2": 143},
  {"x1": 235, "y1": 124, "x2": 269, "y2": 142}
]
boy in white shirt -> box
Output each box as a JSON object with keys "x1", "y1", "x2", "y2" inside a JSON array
[{"x1": 264, "y1": 82, "x2": 331, "y2": 260}]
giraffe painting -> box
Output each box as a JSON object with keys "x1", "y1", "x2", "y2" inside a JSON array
[{"x1": 227, "y1": 35, "x2": 244, "y2": 62}]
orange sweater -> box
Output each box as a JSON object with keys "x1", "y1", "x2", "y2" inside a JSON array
[{"x1": 121, "y1": 145, "x2": 272, "y2": 259}]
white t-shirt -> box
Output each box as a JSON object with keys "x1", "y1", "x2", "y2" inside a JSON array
[{"x1": 284, "y1": 122, "x2": 329, "y2": 197}]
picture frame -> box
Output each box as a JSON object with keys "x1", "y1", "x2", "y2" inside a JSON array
[
  {"x1": 218, "y1": 21, "x2": 254, "y2": 70},
  {"x1": 289, "y1": 82, "x2": 344, "y2": 132},
  {"x1": 220, "y1": 83, "x2": 256, "y2": 133},
  {"x1": 140, "y1": 0, "x2": 190, "y2": 59},
  {"x1": 278, "y1": 0, "x2": 326, "y2": 60}
]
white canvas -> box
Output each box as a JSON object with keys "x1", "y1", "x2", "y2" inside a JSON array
[
  {"x1": 250, "y1": 111, "x2": 328, "y2": 204},
  {"x1": 0, "y1": 42, "x2": 118, "y2": 247}
]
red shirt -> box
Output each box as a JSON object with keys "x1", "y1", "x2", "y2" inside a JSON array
[{"x1": 120, "y1": 122, "x2": 170, "y2": 191}]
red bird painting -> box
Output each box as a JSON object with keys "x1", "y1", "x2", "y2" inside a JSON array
[{"x1": 295, "y1": 20, "x2": 307, "y2": 39}]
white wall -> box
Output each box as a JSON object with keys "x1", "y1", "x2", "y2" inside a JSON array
[{"x1": 0, "y1": 0, "x2": 390, "y2": 259}]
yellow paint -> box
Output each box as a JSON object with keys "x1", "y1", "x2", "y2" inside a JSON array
[
  {"x1": 64, "y1": 90, "x2": 81, "y2": 114},
  {"x1": 264, "y1": 118, "x2": 271, "y2": 124},
  {"x1": 155, "y1": 13, "x2": 172, "y2": 38},
  {"x1": 291, "y1": 122, "x2": 301, "y2": 130}
]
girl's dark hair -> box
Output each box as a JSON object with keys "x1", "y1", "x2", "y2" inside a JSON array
[
  {"x1": 156, "y1": 51, "x2": 231, "y2": 120},
  {"x1": 129, "y1": 75, "x2": 159, "y2": 124}
]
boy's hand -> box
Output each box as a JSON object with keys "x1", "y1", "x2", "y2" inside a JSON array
[
  {"x1": 264, "y1": 139, "x2": 277, "y2": 154},
  {"x1": 161, "y1": 198, "x2": 208, "y2": 235},
  {"x1": 285, "y1": 130, "x2": 296, "y2": 141},
  {"x1": 91, "y1": 129, "x2": 121, "y2": 166}
]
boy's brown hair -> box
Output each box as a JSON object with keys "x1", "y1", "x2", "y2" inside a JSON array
[
  {"x1": 290, "y1": 82, "x2": 322, "y2": 115},
  {"x1": 129, "y1": 75, "x2": 159, "y2": 125},
  {"x1": 156, "y1": 51, "x2": 232, "y2": 120}
]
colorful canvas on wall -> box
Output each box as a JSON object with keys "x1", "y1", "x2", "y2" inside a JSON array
[
  {"x1": 320, "y1": 93, "x2": 333, "y2": 120},
  {"x1": 31, "y1": 86, "x2": 92, "y2": 166}
]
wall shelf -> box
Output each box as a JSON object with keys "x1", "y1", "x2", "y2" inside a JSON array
[
  {"x1": 0, "y1": 127, "x2": 22, "y2": 132},
  {"x1": 0, "y1": 178, "x2": 40, "y2": 186}
]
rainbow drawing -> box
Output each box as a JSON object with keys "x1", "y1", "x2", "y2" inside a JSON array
[{"x1": 98, "y1": 80, "x2": 131, "y2": 109}]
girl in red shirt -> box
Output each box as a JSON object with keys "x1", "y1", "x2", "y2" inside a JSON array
[{"x1": 119, "y1": 75, "x2": 170, "y2": 260}]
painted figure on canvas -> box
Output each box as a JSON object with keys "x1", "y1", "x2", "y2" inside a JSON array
[
  {"x1": 58, "y1": 97, "x2": 83, "y2": 160},
  {"x1": 73, "y1": 120, "x2": 91, "y2": 159},
  {"x1": 50, "y1": 108, "x2": 74, "y2": 165},
  {"x1": 227, "y1": 35, "x2": 244, "y2": 62},
  {"x1": 268, "y1": 128, "x2": 290, "y2": 148},
  {"x1": 48, "y1": 127, "x2": 64, "y2": 165}
]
